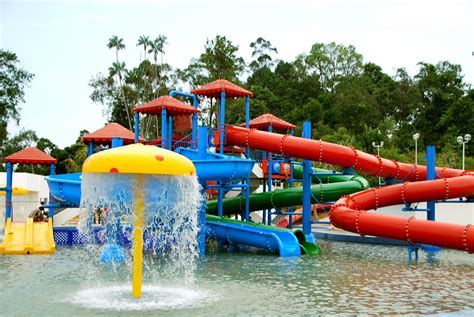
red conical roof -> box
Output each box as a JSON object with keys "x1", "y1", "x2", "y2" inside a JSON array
[
  {"x1": 132, "y1": 95, "x2": 200, "y2": 116},
  {"x1": 242, "y1": 113, "x2": 296, "y2": 131},
  {"x1": 191, "y1": 79, "x2": 253, "y2": 98},
  {"x1": 82, "y1": 123, "x2": 144, "y2": 146},
  {"x1": 4, "y1": 147, "x2": 57, "y2": 164}
]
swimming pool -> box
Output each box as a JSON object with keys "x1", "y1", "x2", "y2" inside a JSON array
[{"x1": 1, "y1": 241, "x2": 473, "y2": 316}]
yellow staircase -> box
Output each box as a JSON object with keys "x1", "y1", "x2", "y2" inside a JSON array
[{"x1": 0, "y1": 218, "x2": 55, "y2": 254}]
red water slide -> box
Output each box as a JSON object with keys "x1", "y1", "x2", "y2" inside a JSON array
[
  {"x1": 226, "y1": 125, "x2": 474, "y2": 253},
  {"x1": 226, "y1": 126, "x2": 467, "y2": 181}
]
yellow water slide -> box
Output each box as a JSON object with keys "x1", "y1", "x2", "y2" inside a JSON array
[{"x1": 0, "y1": 218, "x2": 55, "y2": 254}]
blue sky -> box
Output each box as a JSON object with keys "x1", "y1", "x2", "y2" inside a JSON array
[{"x1": 1, "y1": 0, "x2": 473, "y2": 148}]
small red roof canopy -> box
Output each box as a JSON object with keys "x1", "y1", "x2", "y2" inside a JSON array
[
  {"x1": 191, "y1": 79, "x2": 253, "y2": 98},
  {"x1": 4, "y1": 147, "x2": 57, "y2": 164},
  {"x1": 242, "y1": 113, "x2": 296, "y2": 131},
  {"x1": 82, "y1": 122, "x2": 144, "y2": 146},
  {"x1": 132, "y1": 95, "x2": 200, "y2": 116}
]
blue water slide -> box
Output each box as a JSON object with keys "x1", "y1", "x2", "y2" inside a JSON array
[
  {"x1": 45, "y1": 173, "x2": 82, "y2": 207},
  {"x1": 174, "y1": 148, "x2": 255, "y2": 181},
  {"x1": 46, "y1": 149, "x2": 255, "y2": 207},
  {"x1": 205, "y1": 218, "x2": 301, "y2": 257}
]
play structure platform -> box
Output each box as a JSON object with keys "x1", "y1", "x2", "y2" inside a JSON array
[{"x1": 0, "y1": 218, "x2": 55, "y2": 254}]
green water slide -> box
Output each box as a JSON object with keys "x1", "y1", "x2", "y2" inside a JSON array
[
  {"x1": 206, "y1": 214, "x2": 321, "y2": 255},
  {"x1": 292, "y1": 165, "x2": 356, "y2": 183},
  {"x1": 206, "y1": 175, "x2": 369, "y2": 216}
]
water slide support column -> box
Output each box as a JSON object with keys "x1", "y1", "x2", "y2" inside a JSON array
[
  {"x1": 267, "y1": 124, "x2": 273, "y2": 225},
  {"x1": 168, "y1": 115, "x2": 173, "y2": 149},
  {"x1": 134, "y1": 112, "x2": 140, "y2": 143},
  {"x1": 244, "y1": 96, "x2": 250, "y2": 221},
  {"x1": 197, "y1": 126, "x2": 208, "y2": 254},
  {"x1": 87, "y1": 142, "x2": 94, "y2": 157},
  {"x1": 48, "y1": 163, "x2": 56, "y2": 219},
  {"x1": 5, "y1": 162, "x2": 13, "y2": 220},
  {"x1": 302, "y1": 121, "x2": 315, "y2": 242},
  {"x1": 217, "y1": 91, "x2": 226, "y2": 217},
  {"x1": 426, "y1": 145, "x2": 436, "y2": 221},
  {"x1": 112, "y1": 137, "x2": 124, "y2": 148},
  {"x1": 161, "y1": 108, "x2": 167, "y2": 149}
]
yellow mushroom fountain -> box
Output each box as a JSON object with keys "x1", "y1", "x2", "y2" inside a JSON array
[{"x1": 81, "y1": 143, "x2": 198, "y2": 298}]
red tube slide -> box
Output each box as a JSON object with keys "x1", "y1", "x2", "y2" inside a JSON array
[
  {"x1": 226, "y1": 126, "x2": 467, "y2": 181},
  {"x1": 226, "y1": 125, "x2": 474, "y2": 253},
  {"x1": 330, "y1": 176, "x2": 474, "y2": 253}
]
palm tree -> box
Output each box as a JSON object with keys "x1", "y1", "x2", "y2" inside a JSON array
[
  {"x1": 148, "y1": 35, "x2": 168, "y2": 65},
  {"x1": 148, "y1": 35, "x2": 168, "y2": 97},
  {"x1": 108, "y1": 61, "x2": 126, "y2": 82},
  {"x1": 107, "y1": 36, "x2": 131, "y2": 129},
  {"x1": 107, "y1": 35, "x2": 125, "y2": 64},
  {"x1": 137, "y1": 35, "x2": 150, "y2": 62}
]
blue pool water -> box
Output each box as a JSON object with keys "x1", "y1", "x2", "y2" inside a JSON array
[{"x1": 1, "y1": 241, "x2": 473, "y2": 316}]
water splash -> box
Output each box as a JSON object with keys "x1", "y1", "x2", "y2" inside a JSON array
[
  {"x1": 68, "y1": 284, "x2": 219, "y2": 311},
  {"x1": 78, "y1": 173, "x2": 202, "y2": 282}
]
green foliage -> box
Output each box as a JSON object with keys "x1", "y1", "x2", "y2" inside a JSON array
[
  {"x1": 183, "y1": 35, "x2": 245, "y2": 87},
  {"x1": 249, "y1": 37, "x2": 278, "y2": 71},
  {"x1": 305, "y1": 42, "x2": 363, "y2": 92},
  {"x1": 0, "y1": 49, "x2": 34, "y2": 146}
]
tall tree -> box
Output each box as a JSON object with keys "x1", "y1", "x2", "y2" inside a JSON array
[
  {"x1": 184, "y1": 35, "x2": 245, "y2": 87},
  {"x1": 305, "y1": 42, "x2": 363, "y2": 92},
  {"x1": 413, "y1": 61, "x2": 466, "y2": 146},
  {"x1": 107, "y1": 35, "x2": 131, "y2": 129},
  {"x1": 0, "y1": 49, "x2": 34, "y2": 146},
  {"x1": 249, "y1": 37, "x2": 278, "y2": 71},
  {"x1": 107, "y1": 35, "x2": 126, "y2": 64},
  {"x1": 137, "y1": 35, "x2": 150, "y2": 61},
  {"x1": 182, "y1": 35, "x2": 245, "y2": 127},
  {"x1": 148, "y1": 35, "x2": 168, "y2": 66}
]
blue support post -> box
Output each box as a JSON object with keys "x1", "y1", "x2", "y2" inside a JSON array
[
  {"x1": 49, "y1": 163, "x2": 56, "y2": 219},
  {"x1": 192, "y1": 98, "x2": 198, "y2": 149},
  {"x1": 302, "y1": 121, "x2": 315, "y2": 242},
  {"x1": 161, "y1": 108, "x2": 167, "y2": 149},
  {"x1": 198, "y1": 126, "x2": 208, "y2": 159},
  {"x1": 111, "y1": 138, "x2": 124, "y2": 148},
  {"x1": 87, "y1": 142, "x2": 94, "y2": 157},
  {"x1": 426, "y1": 145, "x2": 436, "y2": 221},
  {"x1": 217, "y1": 183, "x2": 224, "y2": 217},
  {"x1": 267, "y1": 124, "x2": 273, "y2": 225},
  {"x1": 219, "y1": 90, "x2": 226, "y2": 154},
  {"x1": 244, "y1": 96, "x2": 250, "y2": 222},
  {"x1": 134, "y1": 112, "x2": 140, "y2": 143},
  {"x1": 245, "y1": 97, "x2": 250, "y2": 165},
  {"x1": 168, "y1": 115, "x2": 173, "y2": 149},
  {"x1": 288, "y1": 128, "x2": 295, "y2": 228},
  {"x1": 5, "y1": 162, "x2": 13, "y2": 220}
]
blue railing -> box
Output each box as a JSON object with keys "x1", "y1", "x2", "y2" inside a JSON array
[{"x1": 173, "y1": 132, "x2": 194, "y2": 149}]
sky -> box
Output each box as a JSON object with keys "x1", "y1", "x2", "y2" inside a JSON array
[{"x1": 1, "y1": 0, "x2": 473, "y2": 148}]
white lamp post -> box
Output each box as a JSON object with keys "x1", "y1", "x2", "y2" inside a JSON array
[
  {"x1": 457, "y1": 134, "x2": 471, "y2": 170},
  {"x1": 372, "y1": 141, "x2": 384, "y2": 185},
  {"x1": 413, "y1": 133, "x2": 420, "y2": 165}
]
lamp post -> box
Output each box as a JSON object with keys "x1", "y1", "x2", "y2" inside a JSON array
[
  {"x1": 372, "y1": 141, "x2": 384, "y2": 185},
  {"x1": 413, "y1": 133, "x2": 420, "y2": 165},
  {"x1": 457, "y1": 134, "x2": 471, "y2": 170}
]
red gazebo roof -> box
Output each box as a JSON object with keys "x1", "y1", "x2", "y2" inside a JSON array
[
  {"x1": 191, "y1": 79, "x2": 253, "y2": 98},
  {"x1": 82, "y1": 123, "x2": 144, "y2": 145},
  {"x1": 4, "y1": 147, "x2": 57, "y2": 165},
  {"x1": 242, "y1": 113, "x2": 296, "y2": 131},
  {"x1": 132, "y1": 95, "x2": 200, "y2": 116}
]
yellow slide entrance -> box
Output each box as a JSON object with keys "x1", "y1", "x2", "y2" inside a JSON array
[{"x1": 0, "y1": 218, "x2": 55, "y2": 254}]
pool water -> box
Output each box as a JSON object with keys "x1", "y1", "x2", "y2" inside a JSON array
[{"x1": 1, "y1": 241, "x2": 473, "y2": 316}]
